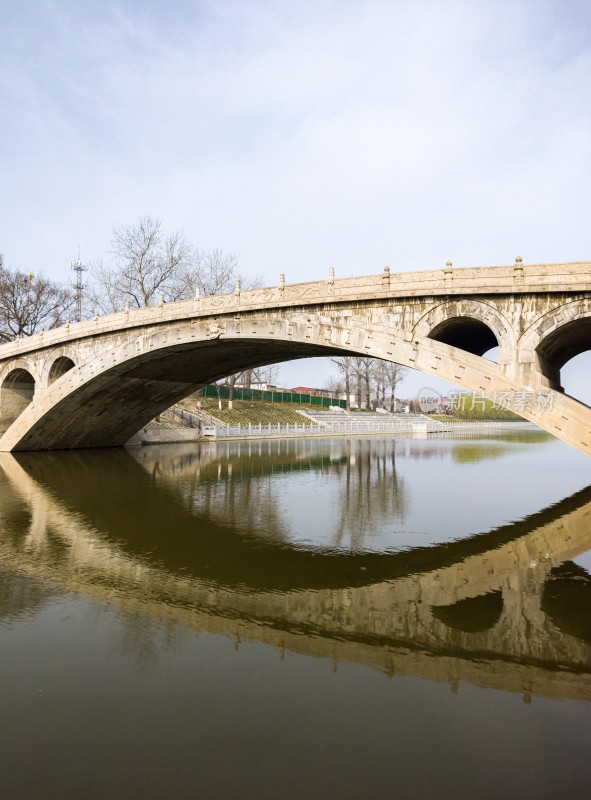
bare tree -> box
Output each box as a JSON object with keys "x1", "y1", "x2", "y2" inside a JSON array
[
  {"x1": 322, "y1": 375, "x2": 343, "y2": 397},
  {"x1": 188, "y1": 252, "x2": 262, "y2": 402},
  {"x1": 226, "y1": 371, "x2": 243, "y2": 411},
  {"x1": 84, "y1": 216, "x2": 264, "y2": 409},
  {"x1": 331, "y1": 356, "x2": 355, "y2": 410},
  {"x1": 0, "y1": 264, "x2": 73, "y2": 343},
  {"x1": 213, "y1": 379, "x2": 224, "y2": 411},
  {"x1": 350, "y1": 357, "x2": 365, "y2": 408},
  {"x1": 187, "y1": 249, "x2": 236, "y2": 296},
  {"x1": 223, "y1": 364, "x2": 283, "y2": 411},
  {"x1": 86, "y1": 218, "x2": 261, "y2": 316},
  {"x1": 373, "y1": 360, "x2": 388, "y2": 408},
  {"x1": 331, "y1": 355, "x2": 406, "y2": 411},
  {"x1": 86, "y1": 215, "x2": 193, "y2": 314},
  {"x1": 358, "y1": 357, "x2": 373, "y2": 409},
  {"x1": 251, "y1": 363, "x2": 283, "y2": 388},
  {"x1": 181, "y1": 247, "x2": 263, "y2": 297},
  {"x1": 383, "y1": 361, "x2": 406, "y2": 411},
  {"x1": 242, "y1": 369, "x2": 254, "y2": 390}
]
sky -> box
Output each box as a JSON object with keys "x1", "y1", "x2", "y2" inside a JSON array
[{"x1": 1, "y1": 0, "x2": 590, "y2": 399}]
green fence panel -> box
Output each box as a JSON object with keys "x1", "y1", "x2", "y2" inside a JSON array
[{"x1": 198, "y1": 384, "x2": 345, "y2": 408}]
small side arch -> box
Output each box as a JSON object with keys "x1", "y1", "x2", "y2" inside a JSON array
[
  {"x1": 48, "y1": 356, "x2": 76, "y2": 384},
  {"x1": 431, "y1": 590, "x2": 504, "y2": 633},
  {"x1": 541, "y1": 561, "x2": 591, "y2": 644},
  {"x1": 0, "y1": 367, "x2": 36, "y2": 434},
  {"x1": 413, "y1": 300, "x2": 515, "y2": 357},
  {"x1": 519, "y1": 299, "x2": 591, "y2": 390}
]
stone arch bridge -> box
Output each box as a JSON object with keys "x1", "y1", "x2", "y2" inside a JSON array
[{"x1": 0, "y1": 259, "x2": 590, "y2": 452}]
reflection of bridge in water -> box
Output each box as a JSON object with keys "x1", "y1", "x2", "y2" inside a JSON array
[{"x1": 0, "y1": 439, "x2": 590, "y2": 702}]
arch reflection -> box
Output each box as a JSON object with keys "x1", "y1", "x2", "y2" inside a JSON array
[{"x1": 1, "y1": 437, "x2": 591, "y2": 702}]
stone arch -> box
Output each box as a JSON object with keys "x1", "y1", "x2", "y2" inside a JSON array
[
  {"x1": 519, "y1": 300, "x2": 591, "y2": 390},
  {"x1": 48, "y1": 356, "x2": 76, "y2": 385},
  {"x1": 0, "y1": 309, "x2": 590, "y2": 457},
  {"x1": 413, "y1": 300, "x2": 515, "y2": 358},
  {"x1": 431, "y1": 590, "x2": 504, "y2": 633},
  {"x1": 0, "y1": 316, "x2": 349, "y2": 450},
  {"x1": 0, "y1": 367, "x2": 36, "y2": 434},
  {"x1": 0, "y1": 357, "x2": 40, "y2": 385},
  {"x1": 541, "y1": 561, "x2": 591, "y2": 644}
]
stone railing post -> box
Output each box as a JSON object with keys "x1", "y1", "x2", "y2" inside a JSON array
[{"x1": 444, "y1": 260, "x2": 453, "y2": 288}]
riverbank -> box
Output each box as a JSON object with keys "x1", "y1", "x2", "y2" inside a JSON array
[
  {"x1": 125, "y1": 395, "x2": 532, "y2": 446},
  {"x1": 126, "y1": 417, "x2": 535, "y2": 446}
]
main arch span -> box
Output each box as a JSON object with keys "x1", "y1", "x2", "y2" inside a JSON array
[{"x1": 0, "y1": 259, "x2": 590, "y2": 452}]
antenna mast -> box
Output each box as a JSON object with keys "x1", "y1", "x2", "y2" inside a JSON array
[{"x1": 71, "y1": 255, "x2": 87, "y2": 322}]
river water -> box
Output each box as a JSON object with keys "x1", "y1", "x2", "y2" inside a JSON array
[{"x1": 1, "y1": 430, "x2": 591, "y2": 799}]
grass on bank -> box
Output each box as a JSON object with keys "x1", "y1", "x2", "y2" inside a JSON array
[
  {"x1": 430, "y1": 396, "x2": 521, "y2": 422},
  {"x1": 177, "y1": 395, "x2": 325, "y2": 426},
  {"x1": 174, "y1": 393, "x2": 521, "y2": 427}
]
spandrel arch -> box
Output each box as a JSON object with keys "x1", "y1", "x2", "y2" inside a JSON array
[
  {"x1": 47, "y1": 356, "x2": 76, "y2": 385},
  {"x1": 519, "y1": 300, "x2": 591, "y2": 392},
  {"x1": 0, "y1": 367, "x2": 36, "y2": 434},
  {"x1": 413, "y1": 300, "x2": 515, "y2": 359}
]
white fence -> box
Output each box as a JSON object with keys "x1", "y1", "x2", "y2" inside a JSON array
[{"x1": 202, "y1": 418, "x2": 447, "y2": 439}]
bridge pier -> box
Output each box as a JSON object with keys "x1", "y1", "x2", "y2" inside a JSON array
[{"x1": 499, "y1": 353, "x2": 561, "y2": 393}]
